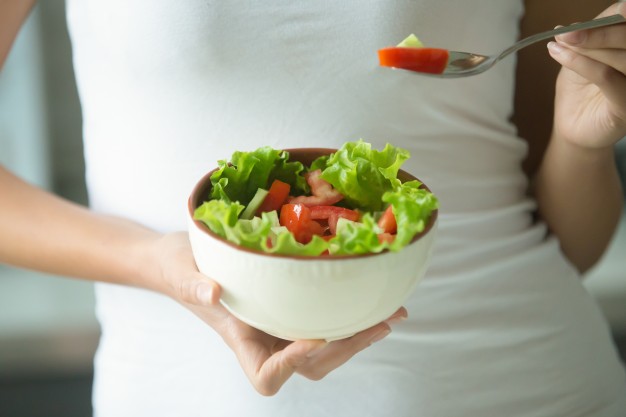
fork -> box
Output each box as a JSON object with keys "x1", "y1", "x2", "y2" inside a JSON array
[{"x1": 420, "y1": 14, "x2": 626, "y2": 78}]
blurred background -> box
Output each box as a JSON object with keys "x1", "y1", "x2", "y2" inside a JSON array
[
  {"x1": 0, "y1": 2, "x2": 95, "y2": 416},
  {"x1": 0, "y1": 2, "x2": 625, "y2": 417}
]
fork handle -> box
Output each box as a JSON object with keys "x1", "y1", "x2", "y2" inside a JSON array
[{"x1": 499, "y1": 14, "x2": 626, "y2": 61}]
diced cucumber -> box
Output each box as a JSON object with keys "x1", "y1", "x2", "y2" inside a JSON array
[
  {"x1": 240, "y1": 188, "x2": 269, "y2": 220},
  {"x1": 397, "y1": 34, "x2": 424, "y2": 48}
]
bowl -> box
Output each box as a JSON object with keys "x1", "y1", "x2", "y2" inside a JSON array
[{"x1": 187, "y1": 148, "x2": 438, "y2": 341}]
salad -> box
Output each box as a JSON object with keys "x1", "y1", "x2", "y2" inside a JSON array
[
  {"x1": 378, "y1": 34, "x2": 449, "y2": 74},
  {"x1": 193, "y1": 140, "x2": 438, "y2": 256}
]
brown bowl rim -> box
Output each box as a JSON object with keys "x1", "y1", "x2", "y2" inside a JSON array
[{"x1": 188, "y1": 147, "x2": 438, "y2": 261}]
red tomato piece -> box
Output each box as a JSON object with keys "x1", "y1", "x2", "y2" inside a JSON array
[
  {"x1": 327, "y1": 214, "x2": 337, "y2": 236},
  {"x1": 279, "y1": 203, "x2": 325, "y2": 244},
  {"x1": 377, "y1": 205, "x2": 397, "y2": 234},
  {"x1": 378, "y1": 47, "x2": 449, "y2": 74},
  {"x1": 288, "y1": 169, "x2": 344, "y2": 207},
  {"x1": 310, "y1": 205, "x2": 360, "y2": 235},
  {"x1": 378, "y1": 233, "x2": 396, "y2": 244},
  {"x1": 257, "y1": 179, "x2": 291, "y2": 214}
]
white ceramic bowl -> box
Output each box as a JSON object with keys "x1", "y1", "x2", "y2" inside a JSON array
[{"x1": 188, "y1": 148, "x2": 438, "y2": 341}]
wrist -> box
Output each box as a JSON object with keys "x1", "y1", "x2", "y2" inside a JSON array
[
  {"x1": 138, "y1": 231, "x2": 208, "y2": 303},
  {"x1": 533, "y1": 133, "x2": 618, "y2": 195},
  {"x1": 546, "y1": 133, "x2": 616, "y2": 166},
  {"x1": 136, "y1": 232, "x2": 177, "y2": 297}
]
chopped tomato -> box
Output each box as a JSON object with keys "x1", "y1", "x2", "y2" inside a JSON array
[
  {"x1": 378, "y1": 47, "x2": 449, "y2": 74},
  {"x1": 288, "y1": 169, "x2": 343, "y2": 207},
  {"x1": 310, "y1": 205, "x2": 360, "y2": 235},
  {"x1": 378, "y1": 233, "x2": 396, "y2": 244},
  {"x1": 279, "y1": 203, "x2": 325, "y2": 244},
  {"x1": 257, "y1": 179, "x2": 290, "y2": 214},
  {"x1": 378, "y1": 205, "x2": 397, "y2": 234}
]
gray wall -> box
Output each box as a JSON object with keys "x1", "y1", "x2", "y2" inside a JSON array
[
  {"x1": 0, "y1": 1, "x2": 96, "y2": 378},
  {"x1": 39, "y1": 0, "x2": 87, "y2": 204}
]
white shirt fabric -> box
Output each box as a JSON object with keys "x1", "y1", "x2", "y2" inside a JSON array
[{"x1": 66, "y1": 1, "x2": 626, "y2": 416}]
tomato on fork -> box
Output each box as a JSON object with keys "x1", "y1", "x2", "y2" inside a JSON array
[{"x1": 378, "y1": 47, "x2": 449, "y2": 74}]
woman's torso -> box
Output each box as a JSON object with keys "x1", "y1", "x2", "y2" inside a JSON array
[{"x1": 66, "y1": 1, "x2": 626, "y2": 415}]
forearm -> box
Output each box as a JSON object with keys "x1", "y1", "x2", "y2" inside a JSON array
[
  {"x1": 0, "y1": 166, "x2": 168, "y2": 293},
  {"x1": 533, "y1": 138, "x2": 623, "y2": 273},
  {"x1": 529, "y1": 1, "x2": 626, "y2": 274},
  {"x1": 0, "y1": 1, "x2": 169, "y2": 292}
]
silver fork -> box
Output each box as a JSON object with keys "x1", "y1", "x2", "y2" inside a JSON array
[{"x1": 420, "y1": 14, "x2": 626, "y2": 78}]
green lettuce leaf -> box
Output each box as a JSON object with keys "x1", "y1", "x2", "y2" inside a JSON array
[
  {"x1": 194, "y1": 202, "x2": 329, "y2": 256},
  {"x1": 209, "y1": 147, "x2": 307, "y2": 206},
  {"x1": 315, "y1": 139, "x2": 410, "y2": 211},
  {"x1": 382, "y1": 180, "x2": 438, "y2": 251},
  {"x1": 328, "y1": 216, "x2": 389, "y2": 255},
  {"x1": 309, "y1": 155, "x2": 329, "y2": 172},
  {"x1": 263, "y1": 231, "x2": 329, "y2": 256},
  {"x1": 268, "y1": 152, "x2": 309, "y2": 197},
  {"x1": 194, "y1": 199, "x2": 268, "y2": 251}
]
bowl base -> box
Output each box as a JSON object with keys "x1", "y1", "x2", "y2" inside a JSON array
[{"x1": 220, "y1": 300, "x2": 359, "y2": 341}]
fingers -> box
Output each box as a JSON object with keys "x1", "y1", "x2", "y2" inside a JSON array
[
  {"x1": 555, "y1": 46, "x2": 626, "y2": 76},
  {"x1": 548, "y1": 2, "x2": 626, "y2": 81},
  {"x1": 385, "y1": 306, "x2": 409, "y2": 325},
  {"x1": 296, "y1": 323, "x2": 391, "y2": 381},
  {"x1": 552, "y1": 1, "x2": 626, "y2": 52},
  {"x1": 296, "y1": 307, "x2": 407, "y2": 381},
  {"x1": 547, "y1": 3, "x2": 626, "y2": 114},
  {"x1": 238, "y1": 307, "x2": 407, "y2": 395},
  {"x1": 595, "y1": 2, "x2": 626, "y2": 20},
  {"x1": 243, "y1": 339, "x2": 328, "y2": 396},
  {"x1": 547, "y1": 41, "x2": 626, "y2": 110},
  {"x1": 554, "y1": 2, "x2": 626, "y2": 49},
  {"x1": 556, "y1": 23, "x2": 626, "y2": 50}
]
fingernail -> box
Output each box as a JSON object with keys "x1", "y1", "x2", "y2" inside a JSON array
[
  {"x1": 306, "y1": 342, "x2": 328, "y2": 358},
  {"x1": 369, "y1": 329, "x2": 391, "y2": 345},
  {"x1": 197, "y1": 283, "x2": 214, "y2": 305},
  {"x1": 556, "y1": 30, "x2": 584, "y2": 45},
  {"x1": 547, "y1": 41, "x2": 563, "y2": 55},
  {"x1": 386, "y1": 315, "x2": 408, "y2": 326}
]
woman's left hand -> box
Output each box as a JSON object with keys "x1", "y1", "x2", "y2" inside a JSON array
[{"x1": 548, "y1": 2, "x2": 626, "y2": 149}]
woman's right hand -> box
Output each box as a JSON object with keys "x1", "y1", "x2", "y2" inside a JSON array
[{"x1": 151, "y1": 232, "x2": 404, "y2": 396}]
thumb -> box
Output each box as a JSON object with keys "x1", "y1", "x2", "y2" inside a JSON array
[{"x1": 175, "y1": 272, "x2": 222, "y2": 307}]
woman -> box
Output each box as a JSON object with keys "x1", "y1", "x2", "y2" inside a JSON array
[{"x1": 1, "y1": 0, "x2": 625, "y2": 415}]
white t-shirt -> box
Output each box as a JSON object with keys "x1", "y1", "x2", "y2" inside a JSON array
[{"x1": 66, "y1": 1, "x2": 626, "y2": 416}]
